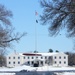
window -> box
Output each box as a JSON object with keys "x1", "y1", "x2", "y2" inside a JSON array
[
  {"x1": 13, "y1": 57, "x2": 15, "y2": 59},
  {"x1": 32, "y1": 61, "x2": 34, "y2": 64},
  {"x1": 64, "y1": 56, "x2": 66, "y2": 59},
  {"x1": 28, "y1": 57, "x2": 29, "y2": 59},
  {"x1": 18, "y1": 57, "x2": 20, "y2": 59},
  {"x1": 9, "y1": 57, "x2": 11, "y2": 59},
  {"x1": 32, "y1": 57, "x2": 34, "y2": 59},
  {"x1": 28, "y1": 61, "x2": 30, "y2": 65},
  {"x1": 59, "y1": 56, "x2": 61, "y2": 59},
  {"x1": 55, "y1": 61, "x2": 56, "y2": 64},
  {"x1": 55, "y1": 56, "x2": 56, "y2": 59},
  {"x1": 41, "y1": 56, "x2": 43, "y2": 59},
  {"x1": 59, "y1": 61, "x2": 61, "y2": 64},
  {"x1": 41, "y1": 61, "x2": 43, "y2": 65},
  {"x1": 24, "y1": 57, "x2": 25, "y2": 59},
  {"x1": 45, "y1": 56, "x2": 47, "y2": 59},
  {"x1": 64, "y1": 61, "x2": 66, "y2": 64},
  {"x1": 18, "y1": 61, "x2": 20, "y2": 64},
  {"x1": 9, "y1": 62, "x2": 11, "y2": 64},
  {"x1": 13, "y1": 61, "x2": 15, "y2": 64}
]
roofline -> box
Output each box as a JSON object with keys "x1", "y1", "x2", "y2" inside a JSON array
[{"x1": 23, "y1": 53, "x2": 42, "y2": 56}]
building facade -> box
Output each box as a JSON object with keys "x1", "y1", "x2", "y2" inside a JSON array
[{"x1": 6, "y1": 52, "x2": 68, "y2": 67}]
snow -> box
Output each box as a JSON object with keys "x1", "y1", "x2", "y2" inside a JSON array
[
  {"x1": 55, "y1": 72, "x2": 75, "y2": 75},
  {"x1": 0, "y1": 65, "x2": 35, "y2": 71},
  {"x1": 37, "y1": 52, "x2": 62, "y2": 56},
  {"x1": 0, "y1": 65, "x2": 75, "y2": 75},
  {"x1": 0, "y1": 73, "x2": 15, "y2": 75},
  {"x1": 62, "y1": 72, "x2": 75, "y2": 75},
  {"x1": 36, "y1": 66, "x2": 75, "y2": 71}
]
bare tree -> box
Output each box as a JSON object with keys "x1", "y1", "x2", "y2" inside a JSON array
[
  {"x1": 0, "y1": 4, "x2": 26, "y2": 49},
  {"x1": 40, "y1": 0, "x2": 75, "y2": 37},
  {"x1": 65, "y1": 52, "x2": 75, "y2": 66},
  {"x1": 0, "y1": 4, "x2": 26, "y2": 66}
]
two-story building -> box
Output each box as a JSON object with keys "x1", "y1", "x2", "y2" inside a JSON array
[{"x1": 6, "y1": 52, "x2": 68, "y2": 67}]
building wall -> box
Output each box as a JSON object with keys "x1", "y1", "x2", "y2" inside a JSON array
[
  {"x1": 23, "y1": 55, "x2": 46, "y2": 66},
  {"x1": 52, "y1": 53, "x2": 68, "y2": 66},
  {"x1": 6, "y1": 53, "x2": 68, "y2": 67},
  {"x1": 6, "y1": 53, "x2": 24, "y2": 67}
]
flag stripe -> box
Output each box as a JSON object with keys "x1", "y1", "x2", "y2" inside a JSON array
[{"x1": 35, "y1": 11, "x2": 38, "y2": 16}]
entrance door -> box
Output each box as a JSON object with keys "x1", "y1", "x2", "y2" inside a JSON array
[{"x1": 33, "y1": 61, "x2": 39, "y2": 67}]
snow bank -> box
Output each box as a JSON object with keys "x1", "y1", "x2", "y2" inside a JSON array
[
  {"x1": 0, "y1": 66, "x2": 75, "y2": 75},
  {"x1": 0, "y1": 73, "x2": 15, "y2": 75},
  {"x1": 62, "y1": 72, "x2": 75, "y2": 75},
  {"x1": 0, "y1": 65, "x2": 35, "y2": 71},
  {"x1": 0, "y1": 66, "x2": 75, "y2": 71},
  {"x1": 56, "y1": 72, "x2": 75, "y2": 75},
  {"x1": 36, "y1": 66, "x2": 75, "y2": 71}
]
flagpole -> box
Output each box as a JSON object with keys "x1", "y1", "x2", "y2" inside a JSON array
[
  {"x1": 35, "y1": 20, "x2": 37, "y2": 52},
  {"x1": 35, "y1": 11, "x2": 38, "y2": 52}
]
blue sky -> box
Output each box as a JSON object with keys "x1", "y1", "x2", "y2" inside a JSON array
[{"x1": 0, "y1": 0, "x2": 74, "y2": 53}]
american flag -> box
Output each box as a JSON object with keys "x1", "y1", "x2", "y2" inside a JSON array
[
  {"x1": 35, "y1": 11, "x2": 38, "y2": 23},
  {"x1": 35, "y1": 11, "x2": 38, "y2": 16}
]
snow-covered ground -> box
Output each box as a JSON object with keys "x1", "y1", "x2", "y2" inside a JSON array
[
  {"x1": 1, "y1": 65, "x2": 75, "y2": 71},
  {"x1": 0, "y1": 73, "x2": 15, "y2": 75},
  {"x1": 0, "y1": 65, "x2": 75, "y2": 75},
  {"x1": 0, "y1": 72, "x2": 75, "y2": 75},
  {"x1": 55, "y1": 72, "x2": 75, "y2": 75}
]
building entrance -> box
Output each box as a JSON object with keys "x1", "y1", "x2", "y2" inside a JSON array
[{"x1": 33, "y1": 61, "x2": 39, "y2": 67}]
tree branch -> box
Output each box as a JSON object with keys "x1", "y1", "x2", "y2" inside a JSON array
[{"x1": 1, "y1": 32, "x2": 26, "y2": 43}]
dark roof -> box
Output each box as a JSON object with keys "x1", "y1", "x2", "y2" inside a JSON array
[{"x1": 23, "y1": 53, "x2": 42, "y2": 56}]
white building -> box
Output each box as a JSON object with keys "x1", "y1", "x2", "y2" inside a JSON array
[{"x1": 6, "y1": 52, "x2": 68, "y2": 67}]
